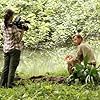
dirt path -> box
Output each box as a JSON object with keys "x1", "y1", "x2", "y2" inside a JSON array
[{"x1": 14, "y1": 75, "x2": 67, "y2": 84}]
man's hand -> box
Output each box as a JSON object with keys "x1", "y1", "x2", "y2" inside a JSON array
[
  {"x1": 64, "y1": 55, "x2": 74, "y2": 63},
  {"x1": 65, "y1": 55, "x2": 73, "y2": 60}
]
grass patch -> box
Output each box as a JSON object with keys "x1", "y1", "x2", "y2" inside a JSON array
[
  {"x1": 0, "y1": 69, "x2": 100, "y2": 100},
  {"x1": 45, "y1": 69, "x2": 69, "y2": 77},
  {"x1": 0, "y1": 81, "x2": 100, "y2": 100}
]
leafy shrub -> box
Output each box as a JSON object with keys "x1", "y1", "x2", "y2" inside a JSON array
[{"x1": 66, "y1": 56, "x2": 100, "y2": 85}]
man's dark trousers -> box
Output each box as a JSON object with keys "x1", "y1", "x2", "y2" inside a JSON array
[{"x1": 0, "y1": 49, "x2": 21, "y2": 88}]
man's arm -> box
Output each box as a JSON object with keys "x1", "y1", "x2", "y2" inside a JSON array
[
  {"x1": 12, "y1": 25, "x2": 24, "y2": 43},
  {"x1": 74, "y1": 45, "x2": 83, "y2": 63}
]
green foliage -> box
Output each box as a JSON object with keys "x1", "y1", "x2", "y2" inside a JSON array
[
  {"x1": 0, "y1": 81, "x2": 100, "y2": 100},
  {"x1": 67, "y1": 56, "x2": 100, "y2": 85},
  {"x1": 0, "y1": 0, "x2": 100, "y2": 48}
]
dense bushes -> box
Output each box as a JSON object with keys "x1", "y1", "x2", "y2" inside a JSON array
[{"x1": 0, "y1": 0, "x2": 100, "y2": 49}]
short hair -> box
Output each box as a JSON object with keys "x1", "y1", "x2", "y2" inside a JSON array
[{"x1": 73, "y1": 34, "x2": 83, "y2": 41}]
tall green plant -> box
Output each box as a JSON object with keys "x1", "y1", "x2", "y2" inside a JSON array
[{"x1": 66, "y1": 56, "x2": 100, "y2": 85}]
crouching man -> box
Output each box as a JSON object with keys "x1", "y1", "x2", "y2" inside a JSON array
[{"x1": 65, "y1": 34, "x2": 96, "y2": 75}]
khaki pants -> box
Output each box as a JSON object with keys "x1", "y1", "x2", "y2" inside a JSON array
[
  {"x1": 67, "y1": 62, "x2": 74, "y2": 75},
  {"x1": 67, "y1": 60, "x2": 79, "y2": 75}
]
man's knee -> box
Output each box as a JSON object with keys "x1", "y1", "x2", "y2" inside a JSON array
[{"x1": 68, "y1": 66, "x2": 74, "y2": 75}]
